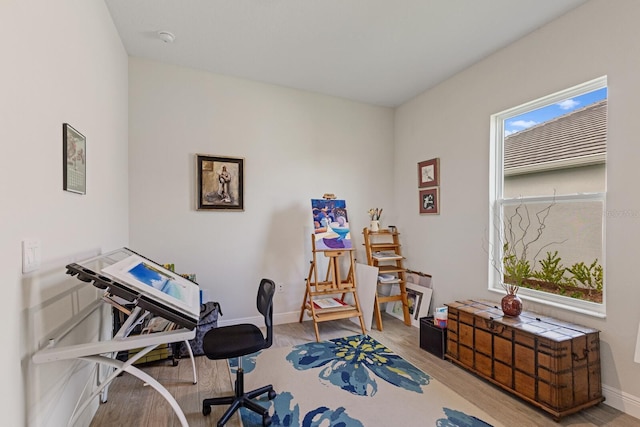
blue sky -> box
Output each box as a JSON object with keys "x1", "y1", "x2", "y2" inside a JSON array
[{"x1": 504, "y1": 87, "x2": 607, "y2": 136}]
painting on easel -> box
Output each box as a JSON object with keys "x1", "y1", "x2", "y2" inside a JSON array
[{"x1": 311, "y1": 199, "x2": 351, "y2": 250}]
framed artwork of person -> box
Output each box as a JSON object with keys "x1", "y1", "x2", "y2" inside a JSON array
[
  {"x1": 196, "y1": 154, "x2": 244, "y2": 211},
  {"x1": 63, "y1": 123, "x2": 86, "y2": 195}
]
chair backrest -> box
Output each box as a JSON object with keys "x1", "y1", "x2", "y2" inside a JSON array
[{"x1": 257, "y1": 278, "x2": 276, "y2": 348}]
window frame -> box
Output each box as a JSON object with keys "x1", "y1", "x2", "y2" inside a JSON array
[{"x1": 489, "y1": 76, "x2": 607, "y2": 318}]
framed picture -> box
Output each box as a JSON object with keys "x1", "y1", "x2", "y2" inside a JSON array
[
  {"x1": 418, "y1": 157, "x2": 439, "y2": 188},
  {"x1": 385, "y1": 283, "x2": 433, "y2": 327},
  {"x1": 419, "y1": 187, "x2": 439, "y2": 215},
  {"x1": 63, "y1": 123, "x2": 86, "y2": 194},
  {"x1": 406, "y1": 270, "x2": 432, "y2": 289},
  {"x1": 196, "y1": 154, "x2": 244, "y2": 211},
  {"x1": 385, "y1": 284, "x2": 405, "y2": 320}
]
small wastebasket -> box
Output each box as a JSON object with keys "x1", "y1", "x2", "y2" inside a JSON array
[{"x1": 419, "y1": 316, "x2": 447, "y2": 359}]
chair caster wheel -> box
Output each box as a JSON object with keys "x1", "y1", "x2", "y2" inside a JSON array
[
  {"x1": 202, "y1": 404, "x2": 211, "y2": 416},
  {"x1": 262, "y1": 414, "x2": 272, "y2": 426},
  {"x1": 268, "y1": 389, "x2": 277, "y2": 400}
]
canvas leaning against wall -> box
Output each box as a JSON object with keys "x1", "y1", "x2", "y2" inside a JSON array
[
  {"x1": 311, "y1": 199, "x2": 351, "y2": 250},
  {"x1": 386, "y1": 282, "x2": 432, "y2": 327}
]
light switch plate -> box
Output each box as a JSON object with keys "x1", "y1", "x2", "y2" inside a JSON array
[{"x1": 22, "y1": 239, "x2": 41, "y2": 273}]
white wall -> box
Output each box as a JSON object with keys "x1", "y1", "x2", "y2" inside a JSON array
[
  {"x1": 128, "y1": 58, "x2": 395, "y2": 324},
  {"x1": 7, "y1": 0, "x2": 640, "y2": 423},
  {"x1": 0, "y1": 1, "x2": 129, "y2": 425},
  {"x1": 394, "y1": 0, "x2": 640, "y2": 417}
]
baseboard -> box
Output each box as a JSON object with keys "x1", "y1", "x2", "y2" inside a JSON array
[
  {"x1": 274, "y1": 311, "x2": 305, "y2": 325},
  {"x1": 602, "y1": 384, "x2": 640, "y2": 420},
  {"x1": 216, "y1": 310, "x2": 301, "y2": 328}
]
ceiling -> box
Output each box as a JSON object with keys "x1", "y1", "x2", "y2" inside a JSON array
[{"x1": 105, "y1": 0, "x2": 587, "y2": 107}]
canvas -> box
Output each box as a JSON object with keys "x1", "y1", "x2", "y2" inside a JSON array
[
  {"x1": 385, "y1": 283, "x2": 432, "y2": 327},
  {"x1": 311, "y1": 199, "x2": 352, "y2": 250}
]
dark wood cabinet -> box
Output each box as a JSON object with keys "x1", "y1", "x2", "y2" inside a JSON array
[{"x1": 445, "y1": 299, "x2": 604, "y2": 420}]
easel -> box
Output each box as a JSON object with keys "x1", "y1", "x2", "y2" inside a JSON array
[{"x1": 299, "y1": 236, "x2": 367, "y2": 342}]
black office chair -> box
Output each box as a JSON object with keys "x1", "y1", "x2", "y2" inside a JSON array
[{"x1": 202, "y1": 278, "x2": 277, "y2": 427}]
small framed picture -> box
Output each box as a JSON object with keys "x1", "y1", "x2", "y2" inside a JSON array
[
  {"x1": 196, "y1": 154, "x2": 244, "y2": 211},
  {"x1": 63, "y1": 123, "x2": 86, "y2": 194},
  {"x1": 419, "y1": 187, "x2": 439, "y2": 215},
  {"x1": 385, "y1": 283, "x2": 433, "y2": 327},
  {"x1": 385, "y1": 284, "x2": 409, "y2": 321},
  {"x1": 418, "y1": 158, "x2": 439, "y2": 188},
  {"x1": 406, "y1": 270, "x2": 432, "y2": 289}
]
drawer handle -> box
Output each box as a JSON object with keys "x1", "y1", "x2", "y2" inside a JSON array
[{"x1": 572, "y1": 349, "x2": 589, "y2": 362}]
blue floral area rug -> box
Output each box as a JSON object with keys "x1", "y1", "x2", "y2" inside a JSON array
[{"x1": 228, "y1": 334, "x2": 503, "y2": 427}]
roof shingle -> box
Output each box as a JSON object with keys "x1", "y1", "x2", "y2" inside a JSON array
[{"x1": 504, "y1": 99, "x2": 607, "y2": 174}]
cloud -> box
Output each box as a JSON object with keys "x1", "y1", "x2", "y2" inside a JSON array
[
  {"x1": 505, "y1": 129, "x2": 517, "y2": 137},
  {"x1": 557, "y1": 99, "x2": 579, "y2": 110},
  {"x1": 509, "y1": 119, "x2": 537, "y2": 129}
]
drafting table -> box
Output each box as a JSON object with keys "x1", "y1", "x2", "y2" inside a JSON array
[{"x1": 32, "y1": 248, "x2": 201, "y2": 427}]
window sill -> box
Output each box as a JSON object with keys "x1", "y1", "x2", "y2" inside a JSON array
[{"x1": 488, "y1": 286, "x2": 606, "y2": 319}]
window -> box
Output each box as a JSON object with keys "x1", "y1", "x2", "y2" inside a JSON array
[{"x1": 489, "y1": 76, "x2": 607, "y2": 317}]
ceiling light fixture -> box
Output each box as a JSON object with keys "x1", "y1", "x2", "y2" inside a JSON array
[{"x1": 157, "y1": 31, "x2": 175, "y2": 43}]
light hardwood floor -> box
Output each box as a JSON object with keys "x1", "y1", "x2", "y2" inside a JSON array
[{"x1": 90, "y1": 315, "x2": 640, "y2": 427}]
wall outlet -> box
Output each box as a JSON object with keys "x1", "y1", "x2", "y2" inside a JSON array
[{"x1": 277, "y1": 283, "x2": 285, "y2": 293}]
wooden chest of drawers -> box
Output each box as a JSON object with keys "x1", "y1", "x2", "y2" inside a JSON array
[{"x1": 445, "y1": 299, "x2": 604, "y2": 420}]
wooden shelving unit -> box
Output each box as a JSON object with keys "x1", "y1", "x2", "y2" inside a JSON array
[
  {"x1": 362, "y1": 227, "x2": 411, "y2": 330},
  {"x1": 299, "y1": 235, "x2": 366, "y2": 342}
]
